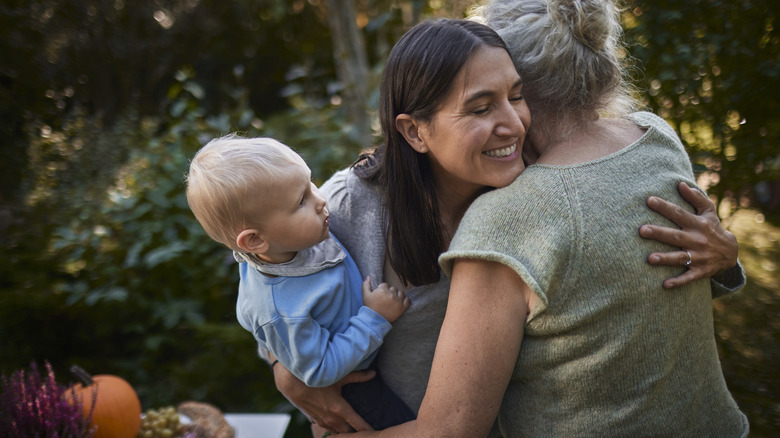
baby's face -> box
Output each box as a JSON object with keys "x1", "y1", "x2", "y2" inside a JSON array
[{"x1": 254, "y1": 162, "x2": 330, "y2": 263}]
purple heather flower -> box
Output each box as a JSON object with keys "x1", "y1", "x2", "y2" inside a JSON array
[{"x1": 0, "y1": 362, "x2": 96, "y2": 438}]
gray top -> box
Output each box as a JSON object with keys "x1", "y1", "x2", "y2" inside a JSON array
[
  {"x1": 320, "y1": 169, "x2": 449, "y2": 413},
  {"x1": 440, "y1": 112, "x2": 748, "y2": 436}
]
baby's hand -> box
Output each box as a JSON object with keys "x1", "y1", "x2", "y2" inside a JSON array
[{"x1": 361, "y1": 276, "x2": 410, "y2": 323}]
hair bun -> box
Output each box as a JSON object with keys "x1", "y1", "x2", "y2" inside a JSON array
[{"x1": 547, "y1": 0, "x2": 614, "y2": 51}]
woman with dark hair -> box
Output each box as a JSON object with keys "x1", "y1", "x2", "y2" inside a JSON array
[
  {"x1": 357, "y1": 19, "x2": 527, "y2": 288},
  {"x1": 270, "y1": 15, "x2": 745, "y2": 437}
]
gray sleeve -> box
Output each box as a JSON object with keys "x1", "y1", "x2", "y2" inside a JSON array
[{"x1": 710, "y1": 261, "x2": 746, "y2": 298}]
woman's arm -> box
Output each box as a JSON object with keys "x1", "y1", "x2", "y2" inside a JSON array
[
  {"x1": 272, "y1": 357, "x2": 375, "y2": 433},
  {"x1": 352, "y1": 258, "x2": 536, "y2": 437},
  {"x1": 640, "y1": 182, "x2": 740, "y2": 289}
]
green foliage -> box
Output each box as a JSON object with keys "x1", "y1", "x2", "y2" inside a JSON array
[
  {"x1": 624, "y1": 0, "x2": 780, "y2": 220},
  {"x1": 262, "y1": 62, "x2": 382, "y2": 183},
  {"x1": 713, "y1": 210, "x2": 780, "y2": 435},
  {"x1": 2, "y1": 2, "x2": 779, "y2": 437},
  {"x1": 0, "y1": 0, "x2": 334, "y2": 208},
  {"x1": 1, "y1": 53, "x2": 364, "y2": 434}
]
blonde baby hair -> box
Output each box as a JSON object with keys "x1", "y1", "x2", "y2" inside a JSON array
[{"x1": 186, "y1": 134, "x2": 305, "y2": 251}]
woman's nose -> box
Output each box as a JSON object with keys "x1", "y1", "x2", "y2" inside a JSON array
[{"x1": 495, "y1": 100, "x2": 527, "y2": 138}]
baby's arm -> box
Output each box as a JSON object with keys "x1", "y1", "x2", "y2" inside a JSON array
[
  {"x1": 263, "y1": 304, "x2": 392, "y2": 388},
  {"x1": 361, "y1": 276, "x2": 410, "y2": 323}
]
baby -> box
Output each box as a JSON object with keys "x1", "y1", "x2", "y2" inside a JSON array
[{"x1": 185, "y1": 134, "x2": 413, "y2": 430}]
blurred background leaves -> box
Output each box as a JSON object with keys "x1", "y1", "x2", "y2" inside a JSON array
[{"x1": 0, "y1": 0, "x2": 778, "y2": 436}]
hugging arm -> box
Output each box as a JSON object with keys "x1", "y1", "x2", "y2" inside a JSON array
[
  {"x1": 640, "y1": 182, "x2": 744, "y2": 291},
  {"x1": 272, "y1": 361, "x2": 375, "y2": 433},
  {"x1": 351, "y1": 258, "x2": 535, "y2": 437}
]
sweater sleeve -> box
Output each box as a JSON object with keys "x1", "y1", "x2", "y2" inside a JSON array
[
  {"x1": 710, "y1": 261, "x2": 746, "y2": 298},
  {"x1": 439, "y1": 170, "x2": 577, "y2": 321},
  {"x1": 261, "y1": 306, "x2": 392, "y2": 388}
]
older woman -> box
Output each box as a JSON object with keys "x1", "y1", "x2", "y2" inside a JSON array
[{"x1": 272, "y1": 13, "x2": 745, "y2": 436}]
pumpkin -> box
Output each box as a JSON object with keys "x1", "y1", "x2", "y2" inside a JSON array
[{"x1": 69, "y1": 365, "x2": 142, "y2": 438}]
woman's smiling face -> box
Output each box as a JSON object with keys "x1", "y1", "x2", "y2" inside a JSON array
[{"x1": 414, "y1": 45, "x2": 531, "y2": 197}]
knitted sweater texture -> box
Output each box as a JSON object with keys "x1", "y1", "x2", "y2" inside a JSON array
[{"x1": 440, "y1": 112, "x2": 748, "y2": 437}]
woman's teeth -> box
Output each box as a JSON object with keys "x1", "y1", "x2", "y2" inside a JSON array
[{"x1": 484, "y1": 143, "x2": 517, "y2": 158}]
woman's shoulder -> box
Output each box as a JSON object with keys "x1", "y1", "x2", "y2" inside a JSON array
[
  {"x1": 625, "y1": 111, "x2": 680, "y2": 142},
  {"x1": 456, "y1": 174, "x2": 573, "y2": 247},
  {"x1": 320, "y1": 167, "x2": 351, "y2": 200},
  {"x1": 320, "y1": 167, "x2": 381, "y2": 211},
  {"x1": 625, "y1": 110, "x2": 664, "y2": 126},
  {"x1": 319, "y1": 166, "x2": 386, "y2": 278}
]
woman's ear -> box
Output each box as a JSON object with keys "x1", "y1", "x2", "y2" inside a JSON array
[
  {"x1": 236, "y1": 229, "x2": 269, "y2": 254},
  {"x1": 395, "y1": 114, "x2": 428, "y2": 153}
]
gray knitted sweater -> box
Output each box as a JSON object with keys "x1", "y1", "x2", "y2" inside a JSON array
[{"x1": 439, "y1": 112, "x2": 748, "y2": 436}]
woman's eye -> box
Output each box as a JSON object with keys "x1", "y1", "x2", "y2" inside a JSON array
[
  {"x1": 510, "y1": 94, "x2": 524, "y2": 102},
  {"x1": 473, "y1": 106, "x2": 489, "y2": 115}
]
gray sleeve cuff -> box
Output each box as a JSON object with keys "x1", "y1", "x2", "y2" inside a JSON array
[{"x1": 710, "y1": 260, "x2": 746, "y2": 299}]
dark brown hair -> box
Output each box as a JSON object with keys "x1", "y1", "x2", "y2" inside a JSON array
[{"x1": 354, "y1": 19, "x2": 510, "y2": 286}]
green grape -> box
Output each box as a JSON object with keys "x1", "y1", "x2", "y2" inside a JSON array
[{"x1": 137, "y1": 406, "x2": 186, "y2": 438}]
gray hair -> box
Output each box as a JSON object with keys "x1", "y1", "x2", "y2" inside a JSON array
[{"x1": 482, "y1": 0, "x2": 638, "y2": 129}]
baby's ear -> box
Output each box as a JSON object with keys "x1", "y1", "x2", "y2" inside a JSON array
[{"x1": 236, "y1": 229, "x2": 268, "y2": 254}]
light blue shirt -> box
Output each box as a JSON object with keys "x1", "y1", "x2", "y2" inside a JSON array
[{"x1": 235, "y1": 234, "x2": 391, "y2": 387}]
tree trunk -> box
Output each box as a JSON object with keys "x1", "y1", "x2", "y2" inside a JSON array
[{"x1": 326, "y1": 0, "x2": 372, "y2": 147}]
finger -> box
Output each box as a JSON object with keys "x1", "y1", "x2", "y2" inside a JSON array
[
  {"x1": 639, "y1": 225, "x2": 688, "y2": 248},
  {"x1": 319, "y1": 417, "x2": 352, "y2": 434},
  {"x1": 315, "y1": 409, "x2": 355, "y2": 434},
  {"x1": 320, "y1": 392, "x2": 373, "y2": 433},
  {"x1": 646, "y1": 251, "x2": 691, "y2": 267},
  {"x1": 647, "y1": 196, "x2": 696, "y2": 229},
  {"x1": 344, "y1": 407, "x2": 374, "y2": 432},
  {"x1": 362, "y1": 276, "x2": 372, "y2": 295},
  {"x1": 663, "y1": 269, "x2": 702, "y2": 289},
  {"x1": 677, "y1": 182, "x2": 715, "y2": 215},
  {"x1": 311, "y1": 422, "x2": 331, "y2": 437},
  {"x1": 329, "y1": 418, "x2": 358, "y2": 434}
]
